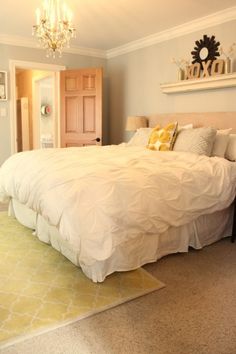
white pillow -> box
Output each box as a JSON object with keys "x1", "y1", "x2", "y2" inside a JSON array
[
  {"x1": 225, "y1": 134, "x2": 236, "y2": 161},
  {"x1": 127, "y1": 128, "x2": 152, "y2": 146},
  {"x1": 211, "y1": 128, "x2": 232, "y2": 158},
  {"x1": 178, "y1": 124, "x2": 193, "y2": 131},
  {"x1": 173, "y1": 127, "x2": 217, "y2": 156}
]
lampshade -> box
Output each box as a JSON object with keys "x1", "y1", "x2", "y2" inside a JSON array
[{"x1": 125, "y1": 116, "x2": 148, "y2": 131}]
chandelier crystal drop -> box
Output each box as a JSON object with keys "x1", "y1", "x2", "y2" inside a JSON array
[{"x1": 32, "y1": 0, "x2": 76, "y2": 58}]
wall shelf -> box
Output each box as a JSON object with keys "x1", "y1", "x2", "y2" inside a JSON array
[{"x1": 160, "y1": 72, "x2": 236, "y2": 94}]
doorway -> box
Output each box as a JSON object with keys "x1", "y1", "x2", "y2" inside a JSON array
[
  {"x1": 16, "y1": 69, "x2": 56, "y2": 151},
  {"x1": 33, "y1": 74, "x2": 56, "y2": 150},
  {"x1": 9, "y1": 60, "x2": 66, "y2": 154}
]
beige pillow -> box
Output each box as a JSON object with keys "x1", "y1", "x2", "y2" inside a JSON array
[
  {"x1": 147, "y1": 122, "x2": 178, "y2": 151},
  {"x1": 211, "y1": 128, "x2": 232, "y2": 158},
  {"x1": 178, "y1": 123, "x2": 193, "y2": 131},
  {"x1": 173, "y1": 127, "x2": 217, "y2": 156},
  {"x1": 225, "y1": 134, "x2": 236, "y2": 161},
  {"x1": 127, "y1": 128, "x2": 153, "y2": 146}
]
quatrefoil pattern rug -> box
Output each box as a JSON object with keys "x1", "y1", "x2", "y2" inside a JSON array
[{"x1": 0, "y1": 212, "x2": 164, "y2": 348}]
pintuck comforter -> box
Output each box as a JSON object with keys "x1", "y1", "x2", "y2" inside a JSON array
[{"x1": 0, "y1": 145, "x2": 235, "y2": 268}]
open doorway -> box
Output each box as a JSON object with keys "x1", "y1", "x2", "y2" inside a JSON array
[
  {"x1": 33, "y1": 74, "x2": 56, "y2": 150},
  {"x1": 16, "y1": 69, "x2": 56, "y2": 151},
  {"x1": 9, "y1": 60, "x2": 66, "y2": 154}
]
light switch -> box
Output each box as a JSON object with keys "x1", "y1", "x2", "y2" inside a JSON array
[{"x1": 0, "y1": 108, "x2": 6, "y2": 117}]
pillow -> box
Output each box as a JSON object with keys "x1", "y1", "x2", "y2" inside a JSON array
[
  {"x1": 211, "y1": 128, "x2": 232, "y2": 158},
  {"x1": 126, "y1": 124, "x2": 191, "y2": 147},
  {"x1": 147, "y1": 122, "x2": 178, "y2": 151},
  {"x1": 173, "y1": 127, "x2": 217, "y2": 156},
  {"x1": 225, "y1": 134, "x2": 236, "y2": 161},
  {"x1": 127, "y1": 127, "x2": 153, "y2": 146},
  {"x1": 178, "y1": 123, "x2": 193, "y2": 131}
]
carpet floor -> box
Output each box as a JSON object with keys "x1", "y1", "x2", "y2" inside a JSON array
[
  {"x1": 0, "y1": 212, "x2": 164, "y2": 349},
  {"x1": 0, "y1": 203, "x2": 235, "y2": 354}
]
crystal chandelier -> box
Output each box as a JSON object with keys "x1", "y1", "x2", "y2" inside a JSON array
[{"x1": 32, "y1": 0, "x2": 76, "y2": 58}]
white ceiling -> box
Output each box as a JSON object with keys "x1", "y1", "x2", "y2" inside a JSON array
[{"x1": 0, "y1": 0, "x2": 236, "y2": 51}]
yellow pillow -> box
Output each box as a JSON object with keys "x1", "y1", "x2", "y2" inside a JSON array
[{"x1": 147, "y1": 122, "x2": 178, "y2": 151}]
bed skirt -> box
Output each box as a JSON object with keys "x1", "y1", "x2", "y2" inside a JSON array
[{"x1": 8, "y1": 198, "x2": 233, "y2": 282}]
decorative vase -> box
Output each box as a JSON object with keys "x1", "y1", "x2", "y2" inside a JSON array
[
  {"x1": 224, "y1": 57, "x2": 232, "y2": 74},
  {"x1": 178, "y1": 68, "x2": 185, "y2": 81}
]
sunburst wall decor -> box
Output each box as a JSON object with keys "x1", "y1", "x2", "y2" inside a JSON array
[{"x1": 191, "y1": 35, "x2": 220, "y2": 69}]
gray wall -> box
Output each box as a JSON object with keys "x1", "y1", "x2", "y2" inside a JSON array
[
  {"x1": 1, "y1": 18, "x2": 236, "y2": 162},
  {"x1": 0, "y1": 44, "x2": 107, "y2": 164},
  {"x1": 107, "y1": 20, "x2": 236, "y2": 144}
]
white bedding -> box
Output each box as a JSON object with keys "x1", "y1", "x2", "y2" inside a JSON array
[
  {"x1": 0, "y1": 146, "x2": 235, "y2": 277},
  {"x1": 9, "y1": 198, "x2": 233, "y2": 282}
]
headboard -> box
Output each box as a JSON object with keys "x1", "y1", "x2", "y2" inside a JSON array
[{"x1": 148, "y1": 112, "x2": 236, "y2": 133}]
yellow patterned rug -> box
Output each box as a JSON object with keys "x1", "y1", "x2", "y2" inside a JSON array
[{"x1": 0, "y1": 212, "x2": 164, "y2": 348}]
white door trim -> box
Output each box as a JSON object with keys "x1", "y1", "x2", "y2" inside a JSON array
[
  {"x1": 9, "y1": 60, "x2": 66, "y2": 154},
  {"x1": 32, "y1": 73, "x2": 57, "y2": 149}
]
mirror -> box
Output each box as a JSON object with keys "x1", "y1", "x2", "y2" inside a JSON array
[
  {"x1": 199, "y1": 47, "x2": 209, "y2": 60},
  {"x1": 191, "y1": 35, "x2": 220, "y2": 69}
]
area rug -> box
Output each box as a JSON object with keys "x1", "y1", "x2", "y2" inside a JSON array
[{"x1": 0, "y1": 212, "x2": 165, "y2": 348}]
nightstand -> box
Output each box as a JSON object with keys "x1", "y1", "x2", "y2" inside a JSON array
[{"x1": 231, "y1": 197, "x2": 236, "y2": 243}]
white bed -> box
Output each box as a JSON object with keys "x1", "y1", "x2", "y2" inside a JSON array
[
  {"x1": 9, "y1": 198, "x2": 234, "y2": 282},
  {"x1": 0, "y1": 112, "x2": 235, "y2": 282}
]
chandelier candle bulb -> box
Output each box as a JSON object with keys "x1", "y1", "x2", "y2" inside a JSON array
[
  {"x1": 36, "y1": 8, "x2": 41, "y2": 25},
  {"x1": 68, "y1": 10, "x2": 73, "y2": 22},
  {"x1": 63, "y1": 3, "x2": 67, "y2": 21},
  {"x1": 43, "y1": 1, "x2": 47, "y2": 17},
  {"x1": 57, "y1": 0, "x2": 61, "y2": 21},
  {"x1": 50, "y1": 13, "x2": 55, "y2": 29}
]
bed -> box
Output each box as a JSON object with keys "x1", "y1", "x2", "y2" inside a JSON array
[{"x1": 0, "y1": 112, "x2": 236, "y2": 282}]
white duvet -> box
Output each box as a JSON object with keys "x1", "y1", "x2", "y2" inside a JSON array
[{"x1": 0, "y1": 146, "x2": 235, "y2": 267}]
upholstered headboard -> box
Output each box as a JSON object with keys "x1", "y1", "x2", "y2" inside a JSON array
[{"x1": 148, "y1": 112, "x2": 236, "y2": 133}]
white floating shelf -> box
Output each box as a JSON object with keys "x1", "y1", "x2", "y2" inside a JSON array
[{"x1": 160, "y1": 72, "x2": 236, "y2": 94}]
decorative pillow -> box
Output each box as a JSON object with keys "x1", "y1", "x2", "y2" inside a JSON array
[
  {"x1": 225, "y1": 134, "x2": 236, "y2": 161},
  {"x1": 147, "y1": 122, "x2": 178, "y2": 151},
  {"x1": 173, "y1": 127, "x2": 217, "y2": 156},
  {"x1": 127, "y1": 127, "x2": 153, "y2": 146},
  {"x1": 211, "y1": 128, "x2": 232, "y2": 158},
  {"x1": 178, "y1": 123, "x2": 193, "y2": 131}
]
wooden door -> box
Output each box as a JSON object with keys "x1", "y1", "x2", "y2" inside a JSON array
[{"x1": 60, "y1": 68, "x2": 102, "y2": 147}]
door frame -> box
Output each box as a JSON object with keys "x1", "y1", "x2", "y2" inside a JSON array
[{"x1": 9, "y1": 60, "x2": 66, "y2": 154}]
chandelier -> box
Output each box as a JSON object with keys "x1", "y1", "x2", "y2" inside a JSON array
[{"x1": 32, "y1": 0, "x2": 76, "y2": 57}]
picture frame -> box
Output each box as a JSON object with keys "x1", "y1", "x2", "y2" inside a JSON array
[{"x1": 0, "y1": 71, "x2": 7, "y2": 101}]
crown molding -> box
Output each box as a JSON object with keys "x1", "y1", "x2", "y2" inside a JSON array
[
  {"x1": 106, "y1": 6, "x2": 236, "y2": 59},
  {"x1": 0, "y1": 34, "x2": 107, "y2": 59},
  {"x1": 0, "y1": 6, "x2": 236, "y2": 60},
  {"x1": 65, "y1": 45, "x2": 106, "y2": 58}
]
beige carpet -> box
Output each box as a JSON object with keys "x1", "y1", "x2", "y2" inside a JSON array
[
  {"x1": 0, "y1": 217, "x2": 235, "y2": 354},
  {"x1": 0, "y1": 212, "x2": 165, "y2": 349}
]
